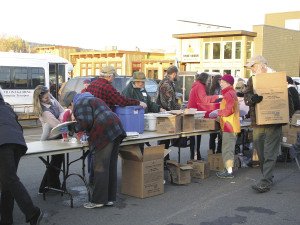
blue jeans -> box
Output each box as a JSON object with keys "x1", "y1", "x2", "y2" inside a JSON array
[{"x1": 0, "y1": 144, "x2": 40, "y2": 224}]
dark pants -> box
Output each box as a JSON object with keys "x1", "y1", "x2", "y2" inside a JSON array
[
  {"x1": 253, "y1": 125, "x2": 282, "y2": 186},
  {"x1": 0, "y1": 144, "x2": 40, "y2": 224},
  {"x1": 87, "y1": 152, "x2": 94, "y2": 185},
  {"x1": 39, "y1": 154, "x2": 64, "y2": 193},
  {"x1": 91, "y1": 137, "x2": 121, "y2": 204},
  {"x1": 209, "y1": 133, "x2": 222, "y2": 153},
  {"x1": 190, "y1": 135, "x2": 202, "y2": 160}
]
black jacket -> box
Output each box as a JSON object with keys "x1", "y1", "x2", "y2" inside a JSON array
[{"x1": 0, "y1": 94, "x2": 27, "y2": 150}]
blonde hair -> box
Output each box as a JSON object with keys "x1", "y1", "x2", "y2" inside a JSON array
[{"x1": 33, "y1": 85, "x2": 47, "y2": 116}]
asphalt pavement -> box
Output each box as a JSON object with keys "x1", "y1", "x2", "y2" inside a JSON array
[{"x1": 10, "y1": 124, "x2": 300, "y2": 225}]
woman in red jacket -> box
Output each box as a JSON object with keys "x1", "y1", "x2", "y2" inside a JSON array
[{"x1": 187, "y1": 72, "x2": 221, "y2": 159}]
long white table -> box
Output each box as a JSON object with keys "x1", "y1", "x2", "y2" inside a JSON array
[
  {"x1": 24, "y1": 126, "x2": 251, "y2": 207},
  {"x1": 26, "y1": 140, "x2": 90, "y2": 207}
]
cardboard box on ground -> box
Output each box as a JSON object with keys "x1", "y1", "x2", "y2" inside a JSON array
[
  {"x1": 166, "y1": 160, "x2": 193, "y2": 185},
  {"x1": 252, "y1": 72, "x2": 289, "y2": 125},
  {"x1": 119, "y1": 145, "x2": 164, "y2": 198},
  {"x1": 207, "y1": 150, "x2": 240, "y2": 171},
  {"x1": 282, "y1": 111, "x2": 300, "y2": 145},
  {"x1": 187, "y1": 160, "x2": 210, "y2": 179}
]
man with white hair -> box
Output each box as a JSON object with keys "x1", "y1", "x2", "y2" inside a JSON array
[
  {"x1": 86, "y1": 66, "x2": 147, "y2": 110},
  {"x1": 243, "y1": 55, "x2": 282, "y2": 193}
]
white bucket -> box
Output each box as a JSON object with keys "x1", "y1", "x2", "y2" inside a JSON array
[{"x1": 144, "y1": 113, "x2": 157, "y2": 131}]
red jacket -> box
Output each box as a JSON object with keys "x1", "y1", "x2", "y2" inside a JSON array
[
  {"x1": 188, "y1": 81, "x2": 219, "y2": 109},
  {"x1": 218, "y1": 86, "x2": 240, "y2": 133}
]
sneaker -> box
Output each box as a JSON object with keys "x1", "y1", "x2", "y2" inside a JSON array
[
  {"x1": 30, "y1": 209, "x2": 44, "y2": 225},
  {"x1": 105, "y1": 201, "x2": 114, "y2": 206},
  {"x1": 83, "y1": 202, "x2": 104, "y2": 209},
  {"x1": 251, "y1": 183, "x2": 270, "y2": 193},
  {"x1": 216, "y1": 170, "x2": 234, "y2": 179}
]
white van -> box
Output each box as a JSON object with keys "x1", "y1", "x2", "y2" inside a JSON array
[{"x1": 0, "y1": 52, "x2": 73, "y2": 115}]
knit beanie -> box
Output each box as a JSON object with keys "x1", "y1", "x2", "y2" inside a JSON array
[{"x1": 221, "y1": 74, "x2": 234, "y2": 85}]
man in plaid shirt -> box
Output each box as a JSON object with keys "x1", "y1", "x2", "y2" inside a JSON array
[
  {"x1": 66, "y1": 92, "x2": 126, "y2": 209},
  {"x1": 87, "y1": 66, "x2": 147, "y2": 110}
]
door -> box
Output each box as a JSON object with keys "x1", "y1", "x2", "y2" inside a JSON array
[{"x1": 49, "y1": 63, "x2": 66, "y2": 99}]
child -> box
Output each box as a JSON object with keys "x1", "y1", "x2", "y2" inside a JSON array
[{"x1": 210, "y1": 74, "x2": 241, "y2": 178}]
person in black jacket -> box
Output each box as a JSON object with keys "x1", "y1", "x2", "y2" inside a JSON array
[
  {"x1": 287, "y1": 76, "x2": 300, "y2": 111},
  {"x1": 0, "y1": 90, "x2": 43, "y2": 225}
]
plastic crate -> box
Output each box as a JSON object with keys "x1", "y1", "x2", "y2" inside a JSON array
[{"x1": 114, "y1": 106, "x2": 145, "y2": 133}]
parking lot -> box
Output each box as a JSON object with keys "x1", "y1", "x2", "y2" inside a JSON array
[{"x1": 9, "y1": 124, "x2": 300, "y2": 225}]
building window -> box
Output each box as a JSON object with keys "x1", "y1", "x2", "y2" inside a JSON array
[
  {"x1": 223, "y1": 69, "x2": 231, "y2": 75},
  {"x1": 235, "y1": 70, "x2": 241, "y2": 77},
  {"x1": 212, "y1": 69, "x2": 220, "y2": 73},
  {"x1": 235, "y1": 42, "x2": 241, "y2": 59},
  {"x1": 246, "y1": 42, "x2": 252, "y2": 59},
  {"x1": 224, "y1": 42, "x2": 232, "y2": 59},
  {"x1": 147, "y1": 69, "x2": 158, "y2": 79},
  {"x1": 204, "y1": 43, "x2": 210, "y2": 59},
  {"x1": 213, "y1": 43, "x2": 220, "y2": 59}
]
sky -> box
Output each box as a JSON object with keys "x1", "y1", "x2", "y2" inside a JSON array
[{"x1": 1, "y1": 0, "x2": 299, "y2": 52}]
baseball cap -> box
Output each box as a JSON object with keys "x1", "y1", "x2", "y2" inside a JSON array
[
  {"x1": 245, "y1": 55, "x2": 268, "y2": 68},
  {"x1": 132, "y1": 71, "x2": 146, "y2": 82},
  {"x1": 101, "y1": 66, "x2": 118, "y2": 76}
]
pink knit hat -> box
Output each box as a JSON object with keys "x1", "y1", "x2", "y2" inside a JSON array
[{"x1": 221, "y1": 74, "x2": 234, "y2": 85}]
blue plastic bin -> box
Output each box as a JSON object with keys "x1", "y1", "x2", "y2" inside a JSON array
[{"x1": 114, "y1": 106, "x2": 145, "y2": 133}]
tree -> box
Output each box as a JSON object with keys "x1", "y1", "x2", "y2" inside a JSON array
[{"x1": 0, "y1": 35, "x2": 29, "y2": 52}]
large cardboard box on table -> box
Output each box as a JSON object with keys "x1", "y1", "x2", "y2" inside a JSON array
[
  {"x1": 182, "y1": 114, "x2": 195, "y2": 132},
  {"x1": 156, "y1": 114, "x2": 181, "y2": 133},
  {"x1": 195, "y1": 118, "x2": 219, "y2": 131},
  {"x1": 166, "y1": 160, "x2": 193, "y2": 185},
  {"x1": 119, "y1": 145, "x2": 164, "y2": 198},
  {"x1": 252, "y1": 72, "x2": 289, "y2": 125},
  {"x1": 187, "y1": 160, "x2": 210, "y2": 179}
]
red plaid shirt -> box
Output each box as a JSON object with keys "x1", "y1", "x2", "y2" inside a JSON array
[{"x1": 86, "y1": 78, "x2": 139, "y2": 110}]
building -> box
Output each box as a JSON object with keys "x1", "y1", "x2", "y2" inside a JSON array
[
  {"x1": 173, "y1": 11, "x2": 300, "y2": 78},
  {"x1": 173, "y1": 30, "x2": 256, "y2": 78},
  {"x1": 69, "y1": 50, "x2": 175, "y2": 79},
  {"x1": 34, "y1": 45, "x2": 80, "y2": 61}
]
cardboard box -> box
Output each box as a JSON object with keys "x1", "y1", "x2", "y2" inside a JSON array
[
  {"x1": 287, "y1": 125, "x2": 300, "y2": 145},
  {"x1": 281, "y1": 124, "x2": 289, "y2": 143},
  {"x1": 119, "y1": 145, "x2": 164, "y2": 198},
  {"x1": 291, "y1": 112, "x2": 300, "y2": 126},
  {"x1": 195, "y1": 118, "x2": 219, "y2": 131},
  {"x1": 166, "y1": 160, "x2": 193, "y2": 185},
  {"x1": 156, "y1": 114, "x2": 181, "y2": 133},
  {"x1": 252, "y1": 72, "x2": 289, "y2": 125},
  {"x1": 207, "y1": 152, "x2": 240, "y2": 171},
  {"x1": 182, "y1": 114, "x2": 195, "y2": 132},
  {"x1": 187, "y1": 160, "x2": 210, "y2": 179}
]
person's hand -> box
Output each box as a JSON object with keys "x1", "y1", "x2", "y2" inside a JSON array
[
  {"x1": 251, "y1": 94, "x2": 263, "y2": 104},
  {"x1": 160, "y1": 108, "x2": 166, "y2": 112},
  {"x1": 209, "y1": 109, "x2": 219, "y2": 118},
  {"x1": 139, "y1": 101, "x2": 147, "y2": 109}
]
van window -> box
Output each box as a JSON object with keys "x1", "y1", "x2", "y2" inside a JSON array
[{"x1": 0, "y1": 66, "x2": 45, "y2": 89}]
